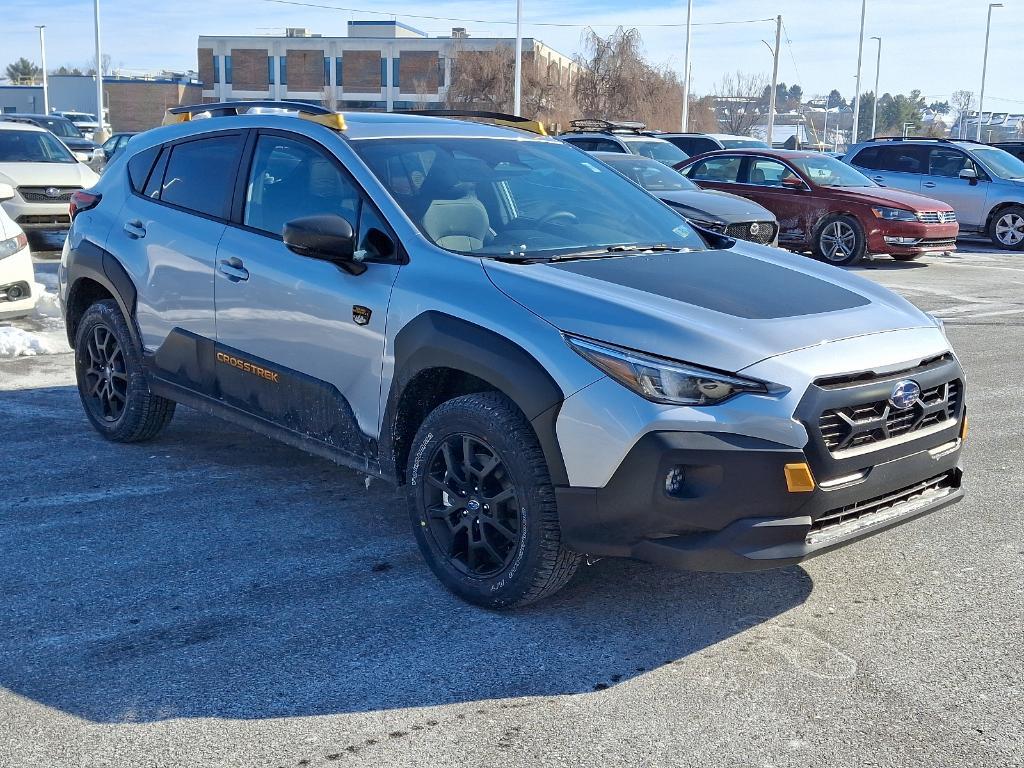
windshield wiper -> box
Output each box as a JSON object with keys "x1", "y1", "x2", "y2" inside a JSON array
[{"x1": 549, "y1": 244, "x2": 692, "y2": 261}]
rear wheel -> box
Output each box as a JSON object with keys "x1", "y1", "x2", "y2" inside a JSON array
[
  {"x1": 989, "y1": 205, "x2": 1024, "y2": 250},
  {"x1": 406, "y1": 392, "x2": 580, "y2": 608},
  {"x1": 74, "y1": 299, "x2": 176, "y2": 442},
  {"x1": 813, "y1": 214, "x2": 866, "y2": 266}
]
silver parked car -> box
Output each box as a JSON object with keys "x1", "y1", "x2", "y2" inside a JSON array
[
  {"x1": 60, "y1": 102, "x2": 966, "y2": 608},
  {"x1": 845, "y1": 137, "x2": 1024, "y2": 249}
]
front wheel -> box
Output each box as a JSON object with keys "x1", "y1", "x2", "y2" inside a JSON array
[
  {"x1": 813, "y1": 214, "x2": 866, "y2": 266},
  {"x1": 406, "y1": 392, "x2": 580, "y2": 608},
  {"x1": 989, "y1": 205, "x2": 1024, "y2": 250}
]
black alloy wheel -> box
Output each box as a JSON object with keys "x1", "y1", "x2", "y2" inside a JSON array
[
  {"x1": 81, "y1": 323, "x2": 128, "y2": 423},
  {"x1": 422, "y1": 433, "x2": 522, "y2": 578}
]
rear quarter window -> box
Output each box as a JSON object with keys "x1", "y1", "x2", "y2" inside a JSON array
[{"x1": 127, "y1": 145, "x2": 160, "y2": 193}]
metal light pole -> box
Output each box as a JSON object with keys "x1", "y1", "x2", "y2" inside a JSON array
[
  {"x1": 977, "y1": 2, "x2": 1003, "y2": 141},
  {"x1": 766, "y1": 15, "x2": 781, "y2": 146},
  {"x1": 870, "y1": 36, "x2": 881, "y2": 139},
  {"x1": 93, "y1": 0, "x2": 109, "y2": 141},
  {"x1": 681, "y1": 0, "x2": 693, "y2": 131},
  {"x1": 36, "y1": 25, "x2": 49, "y2": 114},
  {"x1": 513, "y1": 0, "x2": 523, "y2": 115},
  {"x1": 851, "y1": 0, "x2": 867, "y2": 145}
]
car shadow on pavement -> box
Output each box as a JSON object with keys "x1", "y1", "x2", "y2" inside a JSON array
[{"x1": 0, "y1": 385, "x2": 812, "y2": 723}]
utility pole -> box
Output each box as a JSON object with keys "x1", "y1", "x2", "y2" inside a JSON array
[
  {"x1": 977, "y1": 3, "x2": 1003, "y2": 141},
  {"x1": 36, "y1": 25, "x2": 49, "y2": 114},
  {"x1": 766, "y1": 15, "x2": 781, "y2": 147},
  {"x1": 822, "y1": 95, "x2": 830, "y2": 150},
  {"x1": 851, "y1": 0, "x2": 867, "y2": 145},
  {"x1": 681, "y1": 0, "x2": 693, "y2": 131},
  {"x1": 93, "y1": 0, "x2": 109, "y2": 142},
  {"x1": 513, "y1": 0, "x2": 523, "y2": 115},
  {"x1": 870, "y1": 36, "x2": 881, "y2": 139}
]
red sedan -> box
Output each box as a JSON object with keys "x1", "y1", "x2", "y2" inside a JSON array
[{"x1": 674, "y1": 149, "x2": 959, "y2": 266}]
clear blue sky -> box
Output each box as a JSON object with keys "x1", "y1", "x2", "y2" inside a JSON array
[{"x1": 4, "y1": 0, "x2": 1022, "y2": 109}]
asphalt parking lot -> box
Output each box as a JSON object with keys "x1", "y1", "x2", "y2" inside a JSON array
[{"x1": 1, "y1": 245, "x2": 1022, "y2": 768}]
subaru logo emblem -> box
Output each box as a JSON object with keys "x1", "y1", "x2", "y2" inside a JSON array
[
  {"x1": 44, "y1": 187, "x2": 61, "y2": 198},
  {"x1": 466, "y1": 499, "x2": 481, "y2": 512},
  {"x1": 889, "y1": 380, "x2": 921, "y2": 410},
  {"x1": 749, "y1": 222, "x2": 761, "y2": 235}
]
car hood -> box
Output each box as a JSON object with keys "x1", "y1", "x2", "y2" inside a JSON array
[
  {"x1": 484, "y1": 243, "x2": 935, "y2": 373},
  {"x1": 830, "y1": 185, "x2": 954, "y2": 211},
  {"x1": 0, "y1": 162, "x2": 99, "y2": 189},
  {"x1": 657, "y1": 188, "x2": 775, "y2": 223}
]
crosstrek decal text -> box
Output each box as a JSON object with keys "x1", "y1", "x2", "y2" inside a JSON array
[{"x1": 216, "y1": 352, "x2": 280, "y2": 383}]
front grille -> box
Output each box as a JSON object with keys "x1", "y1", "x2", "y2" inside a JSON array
[
  {"x1": 18, "y1": 186, "x2": 81, "y2": 203},
  {"x1": 916, "y1": 211, "x2": 957, "y2": 224},
  {"x1": 808, "y1": 470, "x2": 958, "y2": 542},
  {"x1": 918, "y1": 238, "x2": 958, "y2": 249},
  {"x1": 16, "y1": 214, "x2": 71, "y2": 226},
  {"x1": 725, "y1": 220, "x2": 777, "y2": 245},
  {"x1": 818, "y1": 378, "x2": 962, "y2": 454}
]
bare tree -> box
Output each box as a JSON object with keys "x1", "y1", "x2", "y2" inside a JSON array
[
  {"x1": 950, "y1": 89, "x2": 975, "y2": 139},
  {"x1": 713, "y1": 71, "x2": 768, "y2": 136},
  {"x1": 572, "y1": 28, "x2": 683, "y2": 131},
  {"x1": 687, "y1": 95, "x2": 720, "y2": 133}
]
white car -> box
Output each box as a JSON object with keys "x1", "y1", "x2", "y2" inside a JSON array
[
  {"x1": 55, "y1": 111, "x2": 100, "y2": 141},
  {"x1": 0, "y1": 182, "x2": 36, "y2": 318},
  {"x1": 0, "y1": 121, "x2": 100, "y2": 249}
]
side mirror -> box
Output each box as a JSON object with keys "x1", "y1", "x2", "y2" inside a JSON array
[
  {"x1": 959, "y1": 168, "x2": 978, "y2": 181},
  {"x1": 781, "y1": 175, "x2": 805, "y2": 189},
  {"x1": 0, "y1": 182, "x2": 14, "y2": 202},
  {"x1": 283, "y1": 214, "x2": 365, "y2": 275}
]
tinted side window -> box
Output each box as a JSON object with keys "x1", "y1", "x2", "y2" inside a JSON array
[
  {"x1": 927, "y1": 148, "x2": 973, "y2": 178},
  {"x1": 591, "y1": 139, "x2": 625, "y2": 153},
  {"x1": 853, "y1": 145, "x2": 927, "y2": 174},
  {"x1": 127, "y1": 145, "x2": 160, "y2": 193},
  {"x1": 160, "y1": 134, "x2": 244, "y2": 218},
  {"x1": 746, "y1": 158, "x2": 797, "y2": 187},
  {"x1": 142, "y1": 149, "x2": 169, "y2": 199},
  {"x1": 244, "y1": 134, "x2": 360, "y2": 237},
  {"x1": 687, "y1": 155, "x2": 742, "y2": 182}
]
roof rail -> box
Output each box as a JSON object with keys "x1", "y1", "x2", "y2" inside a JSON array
[
  {"x1": 390, "y1": 109, "x2": 548, "y2": 136},
  {"x1": 565, "y1": 118, "x2": 648, "y2": 135},
  {"x1": 162, "y1": 100, "x2": 346, "y2": 130},
  {"x1": 868, "y1": 135, "x2": 988, "y2": 145}
]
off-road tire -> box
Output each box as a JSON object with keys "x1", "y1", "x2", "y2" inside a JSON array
[
  {"x1": 812, "y1": 214, "x2": 867, "y2": 266},
  {"x1": 406, "y1": 391, "x2": 580, "y2": 609},
  {"x1": 74, "y1": 299, "x2": 176, "y2": 442}
]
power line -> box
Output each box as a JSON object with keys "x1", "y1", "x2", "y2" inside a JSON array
[{"x1": 261, "y1": 0, "x2": 773, "y2": 29}]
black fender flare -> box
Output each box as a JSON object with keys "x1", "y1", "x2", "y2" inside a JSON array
[
  {"x1": 64, "y1": 238, "x2": 141, "y2": 349},
  {"x1": 381, "y1": 311, "x2": 569, "y2": 486}
]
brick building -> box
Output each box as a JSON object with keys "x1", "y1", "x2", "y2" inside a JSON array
[{"x1": 198, "y1": 20, "x2": 578, "y2": 111}]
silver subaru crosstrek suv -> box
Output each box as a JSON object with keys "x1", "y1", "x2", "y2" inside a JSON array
[
  {"x1": 60, "y1": 102, "x2": 967, "y2": 608},
  {"x1": 845, "y1": 137, "x2": 1024, "y2": 250}
]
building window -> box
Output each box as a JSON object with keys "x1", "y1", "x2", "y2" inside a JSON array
[
  {"x1": 213, "y1": 55, "x2": 220, "y2": 84},
  {"x1": 438, "y1": 56, "x2": 446, "y2": 87},
  {"x1": 324, "y1": 55, "x2": 331, "y2": 86},
  {"x1": 224, "y1": 55, "x2": 232, "y2": 85},
  {"x1": 380, "y1": 58, "x2": 388, "y2": 88},
  {"x1": 335, "y1": 57, "x2": 343, "y2": 87},
  {"x1": 279, "y1": 56, "x2": 287, "y2": 85},
  {"x1": 392, "y1": 58, "x2": 400, "y2": 89},
  {"x1": 268, "y1": 56, "x2": 275, "y2": 85}
]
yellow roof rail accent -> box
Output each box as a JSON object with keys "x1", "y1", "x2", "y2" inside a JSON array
[
  {"x1": 161, "y1": 110, "x2": 192, "y2": 126},
  {"x1": 300, "y1": 112, "x2": 347, "y2": 131},
  {"x1": 396, "y1": 109, "x2": 549, "y2": 136}
]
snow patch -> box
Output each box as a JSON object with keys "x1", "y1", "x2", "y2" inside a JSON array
[{"x1": 0, "y1": 326, "x2": 64, "y2": 357}]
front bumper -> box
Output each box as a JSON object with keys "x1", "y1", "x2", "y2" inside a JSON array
[
  {"x1": 866, "y1": 220, "x2": 959, "y2": 255},
  {"x1": 556, "y1": 430, "x2": 963, "y2": 571}
]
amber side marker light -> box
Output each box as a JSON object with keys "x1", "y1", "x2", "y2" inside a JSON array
[
  {"x1": 784, "y1": 462, "x2": 816, "y2": 493},
  {"x1": 960, "y1": 413, "x2": 969, "y2": 441}
]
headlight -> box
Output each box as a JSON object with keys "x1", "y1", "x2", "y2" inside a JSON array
[
  {"x1": 871, "y1": 206, "x2": 918, "y2": 222},
  {"x1": 0, "y1": 232, "x2": 28, "y2": 260},
  {"x1": 565, "y1": 335, "x2": 769, "y2": 406}
]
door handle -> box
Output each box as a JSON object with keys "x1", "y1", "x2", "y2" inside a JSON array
[
  {"x1": 923, "y1": 181, "x2": 937, "y2": 188},
  {"x1": 123, "y1": 220, "x2": 146, "y2": 239},
  {"x1": 217, "y1": 258, "x2": 249, "y2": 282}
]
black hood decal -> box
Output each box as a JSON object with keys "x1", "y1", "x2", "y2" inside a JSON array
[{"x1": 547, "y1": 251, "x2": 870, "y2": 320}]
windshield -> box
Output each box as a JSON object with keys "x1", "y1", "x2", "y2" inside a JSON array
[
  {"x1": 599, "y1": 154, "x2": 697, "y2": 192},
  {"x1": 62, "y1": 113, "x2": 96, "y2": 123},
  {"x1": 790, "y1": 155, "x2": 875, "y2": 188},
  {"x1": 36, "y1": 118, "x2": 83, "y2": 139},
  {"x1": 620, "y1": 138, "x2": 689, "y2": 166},
  {"x1": 0, "y1": 130, "x2": 77, "y2": 163},
  {"x1": 720, "y1": 138, "x2": 769, "y2": 149},
  {"x1": 352, "y1": 137, "x2": 706, "y2": 258},
  {"x1": 972, "y1": 147, "x2": 1024, "y2": 179}
]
